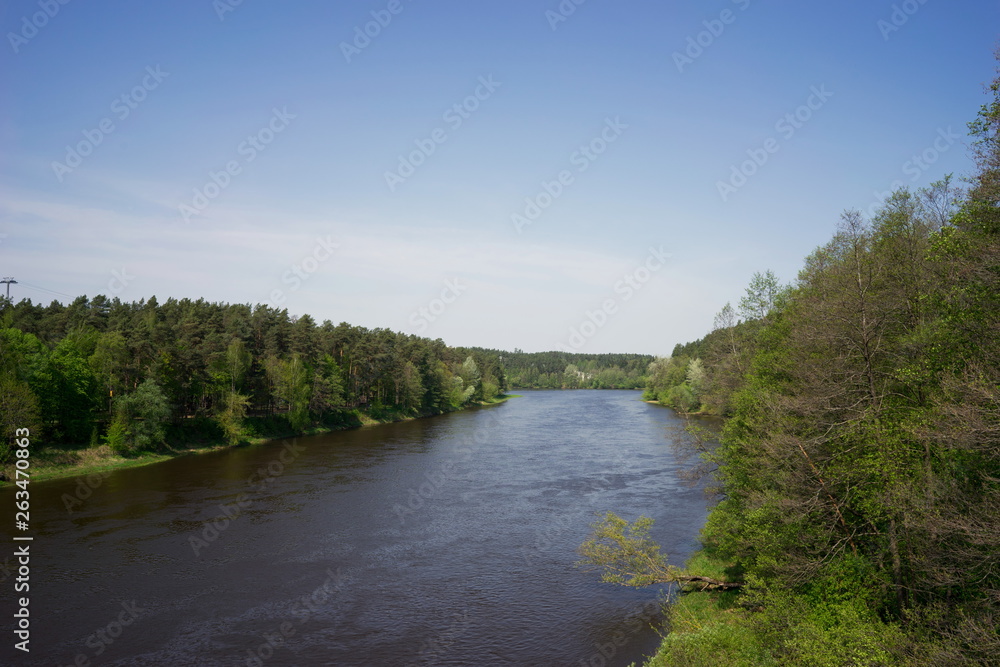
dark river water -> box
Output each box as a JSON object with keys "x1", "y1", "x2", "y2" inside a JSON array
[{"x1": 1, "y1": 390, "x2": 711, "y2": 666}]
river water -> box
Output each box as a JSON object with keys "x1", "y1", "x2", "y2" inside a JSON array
[{"x1": 2, "y1": 390, "x2": 711, "y2": 666}]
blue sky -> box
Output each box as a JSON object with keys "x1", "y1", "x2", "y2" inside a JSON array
[{"x1": 1, "y1": 0, "x2": 997, "y2": 354}]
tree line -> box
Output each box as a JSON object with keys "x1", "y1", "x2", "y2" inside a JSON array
[
  {"x1": 473, "y1": 349, "x2": 652, "y2": 389},
  {"x1": 0, "y1": 297, "x2": 506, "y2": 457},
  {"x1": 596, "y1": 52, "x2": 1000, "y2": 666},
  {"x1": 643, "y1": 268, "x2": 789, "y2": 415}
]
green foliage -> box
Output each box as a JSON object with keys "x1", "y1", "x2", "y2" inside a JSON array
[
  {"x1": 0, "y1": 374, "x2": 42, "y2": 461},
  {"x1": 216, "y1": 391, "x2": 250, "y2": 445},
  {"x1": 742, "y1": 580, "x2": 909, "y2": 667},
  {"x1": 104, "y1": 418, "x2": 129, "y2": 454},
  {"x1": 309, "y1": 354, "x2": 345, "y2": 416},
  {"x1": 639, "y1": 52, "x2": 1000, "y2": 665},
  {"x1": 0, "y1": 296, "x2": 509, "y2": 451},
  {"x1": 578, "y1": 512, "x2": 681, "y2": 588},
  {"x1": 225, "y1": 338, "x2": 251, "y2": 392},
  {"x1": 685, "y1": 358, "x2": 706, "y2": 397},
  {"x1": 267, "y1": 354, "x2": 312, "y2": 430},
  {"x1": 459, "y1": 355, "x2": 480, "y2": 398},
  {"x1": 105, "y1": 379, "x2": 170, "y2": 454},
  {"x1": 488, "y1": 349, "x2": 651, "y2": 389},
  {"x1": 89, "y1": 330, "x2": 129, "y2": 399},
  {"x1": 0, "y1": 327, "x2": 47, "y2": 378},
  {"x1": 738, "y1": 270, "x2": 783, "y2": 323},
  {"x1": 646, "y1": 356, "x2": 705, "y2": 413},
  {"x1": 648, "y1": 605, "x2": 773, "y2": 667},
  {"x1": 480, "y1": 372, "x2": 499, "y2": 402},
  {"x1": 562, "y1": 363, "x2": 582, "y2": 389},
  {"x1": 33, "y1": 337, "x2": 99, "y2": 442},
  {"x1": 640, "y1": 551, "x2": 911, "y2": 666},
  {"x1": 682, "y1": 549, "x2": 740, "y2": 584},
  {"x1": 399, "y1": 361, "x2": 424, "y2": 413},
  {"x1": 663, "y1": 384, "x2": 698, "y2": 413},
  {"x1": 647, "y1": 271, "x2": 794, "y2": 418}
]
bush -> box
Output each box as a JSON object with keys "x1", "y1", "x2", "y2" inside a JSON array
[
  {"x1": 664, "y1": 384, "x2": 699, "y2": 413},
  {"x1": 105, "y1": 417, "x2": 130, "y2": 454},
  {"x1": 647, "y1": 584, "x2": 909, "y2": 667},
  {"x1": 103, "y1": 379, "x2": 170, "y2": 454},
  {"x1": 216, "y1": 391, "x2": 250, "y2": 445}
]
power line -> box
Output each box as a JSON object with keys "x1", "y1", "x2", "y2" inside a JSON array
[{"x1": 14, "y1": 281, "x2": 77, "y2": 301}]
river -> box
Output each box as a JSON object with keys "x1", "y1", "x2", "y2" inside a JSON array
[{"x1": 1, "y1": 390, "x2": 711, "y2": 666}]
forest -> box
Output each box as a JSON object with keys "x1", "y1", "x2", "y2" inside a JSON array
[
  {"x1": 598, "y1": 53, "x2": 1000, "y2": 666},
  {"x1": 0, "y1": 297, "x2": 507, "y2": 460},
  {"x1": 0, "y1": 295, "x2": 657, "y2": 471},
  {"x1": 477, "y1": 348, "x2": 652, "y2": 389}
]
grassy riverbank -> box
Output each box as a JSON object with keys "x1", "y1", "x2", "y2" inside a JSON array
[
  {"x1": 646, "y1": 589, "x2": 758, "y2": 667},
  {"x1": 644, "y1": 545, "x2": 914, "y2": 666},
  {"x1": 642, "y1": 551, "x2": 756, "y2": 666},
  {"x1": 3, "y1": 395, "x2": 517, "y2": 485}
]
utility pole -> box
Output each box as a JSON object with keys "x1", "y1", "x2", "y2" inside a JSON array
[{"x1": 0, "y1": 277, "x2": 16, "y2": 300}]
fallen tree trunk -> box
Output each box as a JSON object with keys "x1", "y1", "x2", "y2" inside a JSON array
[{"x1": 578, "y1": 512, "x2": 745, "y2": 592}]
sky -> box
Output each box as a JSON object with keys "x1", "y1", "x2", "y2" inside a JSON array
[{"x1": 0, "y1": 0, "x2": 997, "y2": 355}]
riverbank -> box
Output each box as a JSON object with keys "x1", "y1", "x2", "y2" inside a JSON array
[
  {"x1": 643, "y1": 398, "x2": 723, "y2": 418},
  {"x1": 2, "y1": 394, "x2": 518, "y2": 485},
  {"x1": 635, "y1": 401, "x2": 739, "y2": 665},
  {"x1": 643, "y1": 550, "x2": 750, "y2": 666},
  {"x1": 646, "y1": 589, "x2": 753, "y2": 666}
]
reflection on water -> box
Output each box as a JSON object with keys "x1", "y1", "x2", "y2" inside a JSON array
[{"x1": 1, "y1": 390, "x2": 710, "y2": 666}]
